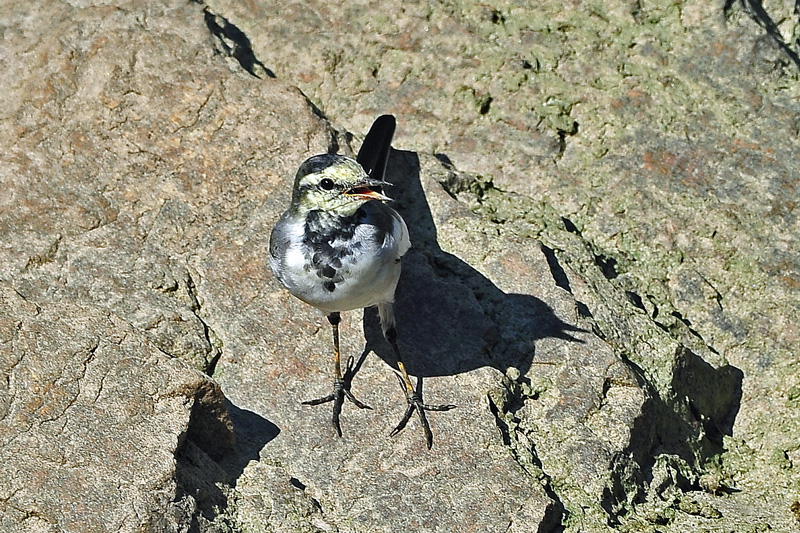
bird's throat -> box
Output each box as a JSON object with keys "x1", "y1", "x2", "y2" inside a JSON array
[{"x1": 303, "y1": 209, "x2": 360, "y2": 245}]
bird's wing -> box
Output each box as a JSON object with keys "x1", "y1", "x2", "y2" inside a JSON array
[{"x1": 390, "y1": 207, "x2": 411, "y2": 258}]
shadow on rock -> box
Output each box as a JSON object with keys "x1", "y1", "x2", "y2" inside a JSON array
[
  {"x1": 171, "y1": 389, "x2": 279, "y2": 526},
  {"x1": 358, "y1": 150, "x2": 744, "y2": 526},
  {"x1": 221, "y1": 400, "x2": 281, "y2": 483},
  {"x1": 601, "y1": 347, "x2": 744, "y2": 521},
  {"x1": 362, "y1": 150, "x2": 585, "y2": 382}
]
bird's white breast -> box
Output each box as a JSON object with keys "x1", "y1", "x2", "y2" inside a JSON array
[{"x1": 270, "y1": 201, "x2": 410, "y2": 314}]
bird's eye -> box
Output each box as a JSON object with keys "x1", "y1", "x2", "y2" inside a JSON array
[{"x1": 319, "y1": 178, "x2": 335, "y2": 191}]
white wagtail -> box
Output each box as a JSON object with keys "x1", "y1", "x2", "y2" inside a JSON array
[{"x1": 269, "y1": 115, "x2": 454, "y2": 448}]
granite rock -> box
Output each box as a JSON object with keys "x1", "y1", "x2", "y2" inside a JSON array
[
  {"x1": 0, "y1": 283, "x2": 232, "y2": 531},
  {"x1": 1, "y1": 0, "x2": 798, "y2": 531}
]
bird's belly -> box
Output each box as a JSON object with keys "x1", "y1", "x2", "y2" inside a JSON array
[{"x1": 281, "y1": 249, "x2": 401, "y2": 313}]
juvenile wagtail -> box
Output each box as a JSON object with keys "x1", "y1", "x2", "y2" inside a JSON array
[{"x1": 269, "y1": 115, "x2": 453, "y2": 448}]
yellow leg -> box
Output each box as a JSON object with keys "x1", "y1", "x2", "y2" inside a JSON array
[
  {"x1": 384, "y1": 321, "x2": 455, "y2": 449},
  {"x1": 302, "y1": 312, "x2": 371, "y2": 437}
]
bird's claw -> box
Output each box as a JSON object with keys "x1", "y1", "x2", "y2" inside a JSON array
[
  {"x1": 390, "y1": 392, "x2": 456, "y2": 449},
  {"x1": 302, "y1": 376, "x2": 372, "y2": 437}
]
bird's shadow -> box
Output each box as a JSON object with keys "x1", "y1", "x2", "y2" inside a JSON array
[
  {"x1": 359, "y1": 150, "x2": 585, "y2": 383},
  {"x1": 355, "y1": 149, "x2": 744, "y2": 508}
]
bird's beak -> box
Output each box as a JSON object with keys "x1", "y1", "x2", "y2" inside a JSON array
[{"x1": 344, "y1": 180, "x2": 392, "y2": 202}]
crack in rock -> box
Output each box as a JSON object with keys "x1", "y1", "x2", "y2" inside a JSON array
[
  {"x1": 185, "y1": 269, "x2": 223, "y2": 376},
  {"x1": 432, "y1": 163, "x2": 748, "y2": 526},
  {"x1": 487, "y1": 377, "x2": 568, "y2": 532}
]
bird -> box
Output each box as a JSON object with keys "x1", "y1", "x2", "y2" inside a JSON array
[{"x1": 268, "y1": 115, "x2": 454, "y2": 449}]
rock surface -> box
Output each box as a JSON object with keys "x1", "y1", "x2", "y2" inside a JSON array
[
  {"x1": 0, "y1": 283, "x2": 232, "y2": 531},
  {"x1": 1, "y1": 0, "x2": 798, "y2": 531}
]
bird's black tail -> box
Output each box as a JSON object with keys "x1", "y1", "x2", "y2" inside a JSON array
[{"x1": 357, "y1": 115, "x2": 396, "y2": 189}]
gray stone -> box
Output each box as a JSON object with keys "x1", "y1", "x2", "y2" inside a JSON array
[
  {"x1": 2, "y1": 0, "x2": 799, "y2": 530},
  {"x1": 0, "y1": 283, "x2": 232, "y2": 531},
  {"x1": 199, "y1": 0, "x2": 800, "y2": 528}
]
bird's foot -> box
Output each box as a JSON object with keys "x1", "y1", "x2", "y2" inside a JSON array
[
  {"x1": 390, "y1": 392, "x2": 456, "y2": 449},
  {"x1": 302, "y1": 360, "x2": 371, "y2": 437}
]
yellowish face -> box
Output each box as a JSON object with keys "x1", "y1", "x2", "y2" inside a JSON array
[{"x1": 293, "y1": 154, "x2": 389, "y2": 216}]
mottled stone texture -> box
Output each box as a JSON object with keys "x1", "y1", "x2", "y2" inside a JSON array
[
  {"x1": 1, "y1": 0, "x2": 798, "y2": 531},
  {"x1": 0, "y1": 283, "x2": 232, "y2": 531}
]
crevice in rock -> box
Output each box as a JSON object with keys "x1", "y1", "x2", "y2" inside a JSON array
[
  {"x1": 537, "y1": 502, "x2": 567, "y2": 533},
  {"x1": 436, "y1": 166, "x2": 746, "y2": 526},
  {"x1": 182, "y1": 381, "x2": 236, "y2": 462},
  {"x1": 164, "y1": 382, "x2": 280, "y2": 530},
  {"x1": 479, "y1": 94, "x2": 493, "y2": 115},
  {"x1": 553, "y1": 216, "x2": 625, "y2": 281},
  {"x1": 667, "y1": 311, "x2": 720, "y2": 355},
  {"x1": 624, "y1": 290, "x2": 645, "y2": 312},
  {"x1": 555, "y1": 130, "x2": 568, "y2": 161},
  {"x1": 575, "y1": 300, "x2": 593, "y2": 319},
  {"x1": 541, "y1": 244, "x2": 572, "y2": 293},
  {"x1": 185, "y1": 270, "x2": 223, "y2": 376},
  {"x1": 488, "y1": 379, "x2": 568, "y2": 532},
  {"x1": 599, "y1": 347, "x2": 743, "y2": 524},
  {"x1": 159, "y1": 381, "x2": 237, "y2": 531},
  {"x1": 594, "y1": 253, "x2": 619, "y2": 280},
  {"x1": 723, "y1": 0, "x2": 800, "y2": 71},
  {"x1": 561, "y1": 216, "x2": 580, "y2": 235},
  {"x1": 288, "y1": 475, "x2": 325, "y2": 514},
  {"x1": 553, "y1": 121, "x2": 578, "y2": 162}
]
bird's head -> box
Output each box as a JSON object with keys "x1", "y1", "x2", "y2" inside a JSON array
[{"x1": 291, "y1": 154, "x2": 391, "y2": 216}]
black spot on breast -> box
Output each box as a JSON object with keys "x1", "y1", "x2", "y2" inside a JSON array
[
  {"x1": 303, "y1": 210, "x2": 362, "y2": 282},
  {"x1": 312, "y1": 248, "x2": 342, "y2": 270},
  {"x1": 323, "y1": 281, "x2": 336, "y2": 292}
]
